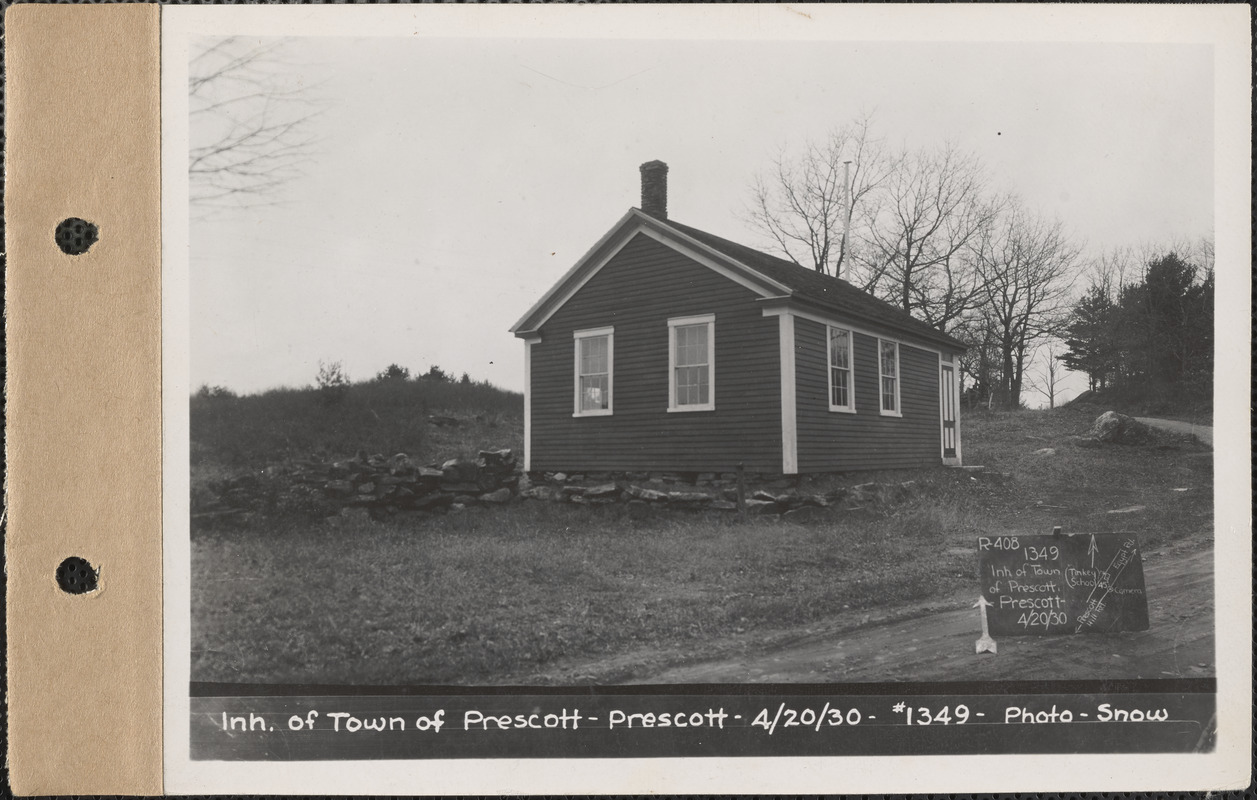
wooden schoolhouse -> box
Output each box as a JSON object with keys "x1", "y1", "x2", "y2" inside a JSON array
[{"x1": 510, "y1": 161, "x2": 966, "y2": 476}]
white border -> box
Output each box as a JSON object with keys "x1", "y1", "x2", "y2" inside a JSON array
[
  {"x1": 572, "y1": 327, "x2": 615, "y2": 417},
  {"x1": 163, "y1": 3, "x2": 1251, "y2": 794},
  {"x1": 667, "y1": 314, "x2": 716, "y2": 413}
]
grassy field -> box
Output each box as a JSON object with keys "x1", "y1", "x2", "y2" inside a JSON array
[
  {"x1": 191, "y1": 376, "x2": 523, "y2": 469},
  {"x1": 190, "y1": 404, "x2": 1213, "y2": 685}
]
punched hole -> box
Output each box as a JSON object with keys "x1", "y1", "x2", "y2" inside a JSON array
[
  {"x1": 54, "y1": 217, "x2": 99, "y2": 255},
  {"x1": 56, "y1": 556, "x2": 99, "y2": 594}
]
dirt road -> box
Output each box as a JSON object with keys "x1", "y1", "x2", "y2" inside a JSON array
[
  {"x1": 624, "y1": 536, "x2": 1214, "y2": 684},
  {"x1": 1136, "y1": 417, "x2": 1213, "y2": 447}
]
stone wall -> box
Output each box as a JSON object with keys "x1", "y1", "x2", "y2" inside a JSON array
[{"x1": 196, "y1": 449, "x2": 924, "y2": 522}]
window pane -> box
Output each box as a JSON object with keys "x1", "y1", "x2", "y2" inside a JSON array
[
  {"x1": 581, "y1": 374, "x2": 608, "y2": 410},
  {"x1": 829, "y1": 328, "x2": 849, "y2": 369},
  {"x1": 831, "y1": 367, "x2": 849, "y2": 407},
  {"x1": 577, "y1": 334, "x2": 610, "y2": 412},
  {"x1": 676, "y1": 365, "x2": 701, "y2": 405},
  {"x1": 882, "y1": 376, "x2": 897, "y2": 412},
  {"x1": 880, "y1": 341, "x2": 897, "y2": 378},
  {"x1": 581, "y1": 336, "x2": 607, "y2": 374},
  {"x1": 676, "y1": 324, "x2": 708, "y2": 367}
]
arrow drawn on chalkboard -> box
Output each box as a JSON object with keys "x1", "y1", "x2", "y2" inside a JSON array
[
  {"x1": 973, "y1": 596, "x2": 997, "y2": 654},
  {"x1": 1088, "y1": 534, "x2": 1099, "y2": 568}
]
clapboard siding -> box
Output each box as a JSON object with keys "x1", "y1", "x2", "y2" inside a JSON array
[
  {"x1": 530, "y1": 233, "x2": 782, "y2": 473},
  {"x1": 795, "y1": 317, "x2": 941, "y2": 472}
]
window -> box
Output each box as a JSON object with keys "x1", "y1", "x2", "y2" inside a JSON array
[
  {"x1": 668, "y1": 314, "x2": 715, "y2": 411},
  {"x1": 573, "y1": 327, "x2": 613, "y2": 416},
  {"x1": 827, "y1": 326, "x2": 856, "y2": 412},
  {"x1": 879, "y1": 339, "x2": 900, "y2": 415}
]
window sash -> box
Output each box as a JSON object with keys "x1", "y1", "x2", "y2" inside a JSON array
[
  {"x1": 668, "y1": 316, "x2": 714, "y2": 411},
  {"x1": 879, "y1": 339, "x2": 899, "y2": 413},
  {"x1": 574, "y1": 330, "x2": 612, "y2": 415},
  {"x1": 828, "y1": 327, "x2": 853, "y2": 410}
]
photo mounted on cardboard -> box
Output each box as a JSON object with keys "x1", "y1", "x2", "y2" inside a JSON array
[{"x1": 159, "y1": 3, "x2": 1251, "y2": 794}]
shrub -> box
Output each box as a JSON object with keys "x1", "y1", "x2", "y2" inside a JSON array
[
  {"x1": 316, "y1": 360, "x2": 351, "y2": 406},
  {"x1": 374, "y1": 364, "x2": 411, "y2": 382},
  {"x1": 194, "y1": 384, "x2": 237, "y2": 400}
]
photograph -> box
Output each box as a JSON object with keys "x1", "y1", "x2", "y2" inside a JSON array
[{"x1": 159, "y1": 3, "x2": 1249, "y2": 792}]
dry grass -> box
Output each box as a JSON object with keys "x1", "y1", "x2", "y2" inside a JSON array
[{"x1": 190, "y1": 405, "x2": 1212, "y2": 685}]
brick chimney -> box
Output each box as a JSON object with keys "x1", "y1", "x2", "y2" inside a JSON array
[{"x1": 639, "y1": 160, "x2": 668, "y2": 220}]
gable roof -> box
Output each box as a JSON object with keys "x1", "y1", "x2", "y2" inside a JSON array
[
  {"x1": 665, "y1": 220, "x2": 966, "y2": 351},
  {"x1": 512, "y1": 208, "x2": 966, "y2": 352}
]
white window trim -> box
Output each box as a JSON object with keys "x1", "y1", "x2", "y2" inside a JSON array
[
  {"x1": 667, "y1": 314, "x2": 715, "y2": 412},
  {"x1": 826, "y1": 325, "x2": 857, "y2": 413},
  {"x1": 573, "y1": 326, "x2": 614, "y2": 417},
  {"x1": 878, "y1": 338, "x2": 902, "y2": 417}
]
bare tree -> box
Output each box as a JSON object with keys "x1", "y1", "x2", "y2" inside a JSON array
[
  {"x1": 745, "y1": 113, "x2": 892, "y2": 278},
  {"x1": 853, "y1": 142, "x2": 1006, "y2": 332},
  {"x1": 189, "y1": 37, "x2": 321, "y2": 211},
  {"x1": 1024, "y1": 345, "x2": 1065, "y2": 409},
  {"x1": 974, "y1": 201, "x2": 1081, "y2": 409}
]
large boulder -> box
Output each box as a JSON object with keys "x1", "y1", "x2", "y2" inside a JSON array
[{"x1": 1088, "y1": 411, "x2": 1155, "y2": 445}]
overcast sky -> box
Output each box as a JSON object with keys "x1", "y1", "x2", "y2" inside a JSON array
[{"x1": 187, "y1": 32, "x2": 1215, "y2": 401}]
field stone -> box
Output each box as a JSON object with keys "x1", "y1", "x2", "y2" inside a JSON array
[
  {"x1": 441, "y1": 458, "x2": 480, "y2": 482},
  {"x1": 752, "y1": 490, "x2": 789, "y2": 504},
  {"x1": 709, "y1": 500, "x2": 738, "y2": 511},
  {"x1": 667, "y1": 491, "x2": 711, "y2": 504},
  {"x1": 479, "y1": 488, "x2": 512, "y2": 504},
  {"x1": 390, "y1": 453, "x2": 413, "y2": 471},
  {"x1": 583, "y1": 483, "x2": 619, "y2": 499},
  {"x1": 1033, "y1": 447, "x2": 1057, "y2": 456},
  {"x1": 356, "y1": 482, "x2": 376, "y2": 495},
  {"x1": 626, "y1": 485, "x2": 668, "y2": 502},
  {"x1": 478, "y1": 448, "x2": 515, "y2": 467},
  {"x1": 521, "y1": 486, "x2": 563, "y2": 502},
  {"x1": 745, "y1": 499, "x2": 780, "y2": 515},
  {"x1": 1089, "y1": 411, "x2": 1155, "y2": 445},
  {"x1": 324, "y1": 480, "x2": 354, "y2": 496}
]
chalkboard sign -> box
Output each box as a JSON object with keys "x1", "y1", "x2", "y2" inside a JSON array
[{"x1": 977, "y1": 533, "x2": 1148, "y2": 636}]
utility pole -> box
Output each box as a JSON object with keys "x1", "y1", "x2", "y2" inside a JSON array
[{"x1": 840, "y1": 160, "x2": 853, "y2": 281}]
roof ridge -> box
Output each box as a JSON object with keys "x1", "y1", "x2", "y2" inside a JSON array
[{"x1": 660, "y1": 217, "x2": 964, "y2": 350}]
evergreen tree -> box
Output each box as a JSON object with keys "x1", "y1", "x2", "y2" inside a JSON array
[{"x1": 1060, "y1": 284, "x2": 1119, "y2": 391}]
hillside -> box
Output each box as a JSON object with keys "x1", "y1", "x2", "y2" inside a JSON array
[
  {"x1": 1064, "y1": 388, "x2": 1212, "y2": 426},
  {"x1": 191, "y1": 377, "x2": 523, "y2": 469}
]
